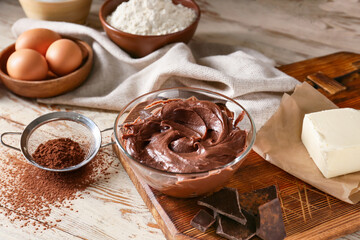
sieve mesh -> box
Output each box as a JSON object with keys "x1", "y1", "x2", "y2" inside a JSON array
[
  {"x1": 26, "y1": 119, "x2": 97, "y2": 164},
  {"x1": 0, "y1": 112, "x2": 103, "y2": 172}
]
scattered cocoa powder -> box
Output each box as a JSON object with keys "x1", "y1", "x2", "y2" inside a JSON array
[
  {"x1": 32, "y1": 138, "x2": 85, "y2": 169},
  {"x1": 0, "y1": 146, "x2": 120, "y2": 231}
]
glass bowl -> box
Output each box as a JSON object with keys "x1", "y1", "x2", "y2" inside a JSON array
[{"x1": 114, "y1": 87, "x2": 256, "y2": 198}]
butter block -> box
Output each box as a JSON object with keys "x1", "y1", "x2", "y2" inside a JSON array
[{"x1": 301, "y1": 108, "x2": 360, "y2": 178}]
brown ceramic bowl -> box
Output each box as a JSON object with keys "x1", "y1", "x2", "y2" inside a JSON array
[
  {"x1": 0, "y1": 37, "x2": 93, "y2": 98},
  {"x1": 19, "y1": 0, "x2": 92, "y2": 24},
  {"x1": 99, "y1": 0, "x2": 201, "y2": 58}
]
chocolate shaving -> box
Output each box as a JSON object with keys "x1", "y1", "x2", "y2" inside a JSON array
[
  {"x1": 216, "y1": 209, "x2": 256, "y2": 240},
  {"x1": 256, "y1": 198, "x2": 286, "y2": 240},
  {"x1": 198, "y1": 187, "x2": 247, "y2": 224},
  {"x1": 190, "y1": 209, "x2": 215, "y2": 232},
  {"x1": 238, "y1": 185, "x2": 277, "y2": 216}
]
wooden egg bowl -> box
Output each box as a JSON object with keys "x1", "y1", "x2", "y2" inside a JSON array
[{"x1": 0, "y1": 37, "x2": 93, "y2": 98}]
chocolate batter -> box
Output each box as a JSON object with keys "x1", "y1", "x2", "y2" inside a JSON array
[{"x1": 122, "y1": 97, "x2": 247, "y2": 173}]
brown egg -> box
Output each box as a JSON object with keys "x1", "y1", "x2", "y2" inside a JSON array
[
  {"x1": 15, "y1": 28, "x2": 61, "y2": 56},
  {"x1": 46, "y1": 39, "x2": 82, "y2": 76},
  {"x1": 7, "y1": 49, "x2": 48, "y2": 81}
]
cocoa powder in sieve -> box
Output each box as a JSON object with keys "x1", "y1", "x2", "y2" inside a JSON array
[{"x1": 32, "y1": 138, "x2": 85, "y2": 169}]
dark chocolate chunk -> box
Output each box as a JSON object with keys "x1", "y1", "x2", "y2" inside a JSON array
[
  {"x1": 190, "y1": 209, "x2": 216, "y2": 232},
  {"x1": 238, "y1": 185, "x2": 277, "y2": 216},
  {"x1": 198, "y1": 187, "x2": 247, "y2": 224},
  {"x1": 216, "y1": 209, "x2": 256, "y2": 240},
  {"x1": 256, "y1": 198, "x2": 286, "y2": 240}
]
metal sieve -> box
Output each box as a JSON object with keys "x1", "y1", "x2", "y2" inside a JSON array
[{"x1": 1, "y1": 112, "x2": 113, "y2": 172}]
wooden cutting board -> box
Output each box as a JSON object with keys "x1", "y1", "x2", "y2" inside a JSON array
[{"x1": 113, "y1": 52, "x2": 360, "y2": 240}]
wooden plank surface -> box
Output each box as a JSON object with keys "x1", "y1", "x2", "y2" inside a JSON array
[
  {"x1": 113, "y1": 52, "x2": 360, "y2": 240},
  {"x1": 0, "y1": 90, "x2": 165, "y2": 239},
  {"x1": 1, "y1": 0, "x2": 360, "y2": 66},
  {"x1": 194, "y1": 0, "x2": 360, "y2": 65}
]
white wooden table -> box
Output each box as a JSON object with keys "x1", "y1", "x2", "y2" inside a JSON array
[{"x1": 0, "y1": 0, "x2": 360, "y2": 239}]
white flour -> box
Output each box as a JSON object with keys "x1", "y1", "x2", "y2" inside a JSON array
[{"x1": 106, "y1": 0, "x2": 197, "y2": 36}]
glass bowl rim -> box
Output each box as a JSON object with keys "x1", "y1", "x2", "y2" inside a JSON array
[{"x1": 113, "y1": 87, "x2": 256, "y2": 176}]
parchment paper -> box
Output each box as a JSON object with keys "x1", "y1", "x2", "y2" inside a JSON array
[{"x1": 253, "y1": 82, "x2": 360, "y2": 204}]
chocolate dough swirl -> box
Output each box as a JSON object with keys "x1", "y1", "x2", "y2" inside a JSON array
[{"x1": 122, "y1": 97, "x2": 247, "y2": 173}]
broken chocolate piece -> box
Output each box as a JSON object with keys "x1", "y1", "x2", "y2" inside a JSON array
[
  {"x1": 190, "y1": 209, "x2": 216, "y2": 232},
  {"x1": 238, "y1": 185, "x2": 277, "y2": 217},
  {"x1": 216, "y1": 209, "x2": 256, "y2": 240},
  {"x1": 256, "y1": 198, "x2": 286, "y2": 240},
  {"x1": 198, "y1": 187, "x2": 247, "y2": 224},
  {"x1": 193, "y1": 186, "x2": 285, "y2": 240}
]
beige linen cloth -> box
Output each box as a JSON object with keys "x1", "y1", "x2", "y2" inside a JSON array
[{"x1": 12, "y1": 18, "x2": 299, "y2": 129}]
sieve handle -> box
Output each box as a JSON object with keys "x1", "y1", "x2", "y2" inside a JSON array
[
  {"x1": 0, "y1": 132, "x2": 21, "y2": 152},
  {"x1": 100, "y1": 127, "x2": 116, "y2": 148}
]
